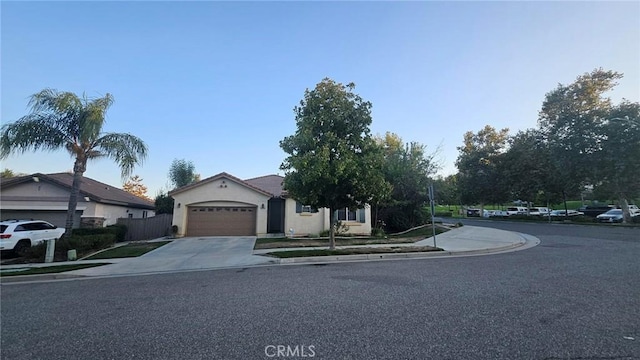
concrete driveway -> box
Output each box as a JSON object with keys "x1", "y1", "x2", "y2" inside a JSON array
[{"x1": 69, "y1": 236, "x2": 278, "y2": 276}]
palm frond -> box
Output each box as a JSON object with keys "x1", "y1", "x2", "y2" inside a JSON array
[
  {"x1": 79, "y1": 93, "x2": 114, "y2": 144},
  {"x1": 93, "y1": 133, "x2": 148, "y2": 178},
  {"x1": 0, "y1": 114, "x2": 70, "y2": 158},
  {"x1": 28, "y1": 89, "x2": 82, "y2": 123}
]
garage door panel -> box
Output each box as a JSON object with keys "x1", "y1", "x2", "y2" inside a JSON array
[
  {"x1": 186, "y1": 206, "x2": 256, "y2": 236},
  {"x1": 0, "y1": 210, "x2": 81, "y2": 228}
]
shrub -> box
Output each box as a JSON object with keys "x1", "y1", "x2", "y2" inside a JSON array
[
  {"x1": 371, "y1": 228, "x2": 385, "y2": 237},
  {"x1": 106, "y1": 224, "x2": 127, "y2": 242},
  {"x1": 434, "y1": 212, "x2": 453, "y2": 218},
  {"x1": 319, "y1": 230, "x2": 330, "y2": 237},
  {"x1": 70, "y1": 234, "x2": 116, "y2": 251},
  {"x1": 72, "y1": 227, "x2": 113, "y2": 236},
  {"x1": 570, "y1": 216, "x2": 595, "y2": 223},
  {"x1": 335, "y1": 221, "x2": 350, "y2": 235},
  {"x1": 72, "y1": 225, "x2": 127, "y2": 242},
  {"x1": 24, "y1": 234, "x2": 116, "y2": 261}
]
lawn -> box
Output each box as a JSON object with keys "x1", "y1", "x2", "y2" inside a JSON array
[
  {"x1": 266, "y1": 246, "x2": 442, "y2": 258},
  {"x1": 255, "y1": 225, "x2": 449, "y2": 250},
  {"x1": 85, "y1": 241, "x2": 171, "y2": 260},
  {"x1": 0, "y1": 263, "x2": 109, "y2": 277}
]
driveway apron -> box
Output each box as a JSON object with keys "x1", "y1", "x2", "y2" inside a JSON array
[{"x1": 69, "y1": 237, "x2": 277, "y2": 276}]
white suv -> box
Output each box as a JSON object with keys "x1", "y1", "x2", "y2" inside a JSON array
[{"x1": 0, "y1": 220, "x2": 65, "y2": 255}]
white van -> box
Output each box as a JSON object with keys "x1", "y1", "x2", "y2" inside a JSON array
[{"x1": 506, "y1": 206, "x2": 528, "y2": 216}]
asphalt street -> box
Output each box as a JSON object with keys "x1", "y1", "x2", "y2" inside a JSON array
[{"x1": 2, "y1": 221, "x2": 639, "y2": 360}]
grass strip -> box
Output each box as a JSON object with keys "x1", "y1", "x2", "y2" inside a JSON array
[
  {"x1": 267, "y1": 246, "x2": 441, "y2": 258},
  {"x1": 0, "y1": 263, "x2": 108, "y2": 277},
  {"x1": 85, "y1": 241, "x2": 171, "y2": 260}
]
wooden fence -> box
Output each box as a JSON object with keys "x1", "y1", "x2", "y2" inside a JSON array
[{"x1": 116, "y1": 214, "x2": 173, "y2": 241}]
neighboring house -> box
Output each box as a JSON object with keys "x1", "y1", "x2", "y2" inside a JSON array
[
  {"x1": 168, "y1": 172, "x2": 371, "y2": 237},
  {"x1": 0, "y1": 173, "x2": 155, "y2": 228}
]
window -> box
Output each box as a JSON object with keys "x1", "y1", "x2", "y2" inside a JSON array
[
  {"x1": 128, "y1": 213, "x2": 133, "y2": 219},
  {"x1": 142, "y1": 211, "x2": 148, "y2": 218},
  {"x1": 337, "y1": 208, "x2": 357, "y2": 221},
  {"x1": 336, "y1": 208, "x2": 366, "y2": 223},
  {"x1": 296, "y1": 201, "x2": 318, "y2": 214}
]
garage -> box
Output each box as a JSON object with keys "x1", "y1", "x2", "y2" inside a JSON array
[
  {"x1": 186, "y1": 206, "x2": 257, "y2": 236},
  {"x1": 0, "y1": 210, "x2": 82, "y2": 228}
]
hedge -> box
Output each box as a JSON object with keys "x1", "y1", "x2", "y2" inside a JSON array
[
  {"x1": 72, "y1": 224, "x2": 127, "y2": 242},
  {"x1": 26, "y1": 233, "x2": 116, "y2": 260}
]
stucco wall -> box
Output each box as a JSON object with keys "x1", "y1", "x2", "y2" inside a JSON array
[
  {"x1": 170, "y1": 177, "x2": 271, "y2": 236},
  {"x1": 1, "y1": 180, "x2": 70, "y2": 197},
  {"x1": 92, "y1": 203, "x2": 155, "y2": 226},
  {"x1": 284, "y1": 199, "x2": 326, "y2": 236},
  {"x1": 0, "y1": 181, "x2": 88, "y2": 211},
  {"x1": 284, "y1": 200, "x2": 372, "y2": 236}
]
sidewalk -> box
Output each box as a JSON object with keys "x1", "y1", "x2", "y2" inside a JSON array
[{"x1": 0, "y1": 226, "x2": 537, "y2": 282}]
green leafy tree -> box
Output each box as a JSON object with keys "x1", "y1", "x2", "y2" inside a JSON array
[
  {"x1": 537, "y1": 68, "x2": 640, "y2": 220},
  {"x1": 501, "y1": 129, "x2": 555, "y2": 208},
  {"x1": 154, "y1": 191, "x2": 175, "y2": 214},
  {"x1": 455, "y1": 125, "x2": 510, "y2": 212},
  {"x1": 168, "y1": 158, "x2": 200, "y2": 189},
  {"x1": 1, "y1": 168, "x2": 16, "y2": 178},
  {"x1": 594, "y1": 100, "x2": 640, "y2": 222},
  {"x1": 1, "y1": 89, "x2": 147, "y2": 238},
  {"x1": 280, "y1": 78, "x2": 390, "y2": 249},
  {"x1": 374, "y1": 132, "x2": 438, "y2": 232},
  {"x1": 433, "y1": 174, "x2": 460, "y2": 209},
  {"x1": 538, "y1": 69, "x2": 622, "y2": 209}
]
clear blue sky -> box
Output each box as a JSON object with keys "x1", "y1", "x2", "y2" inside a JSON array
[{"x1": 2, "y1": 1, "x2": 639, "y2": 197}]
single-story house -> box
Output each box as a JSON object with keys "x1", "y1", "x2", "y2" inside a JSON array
[
  {"x1": 168, "y1": 172, "x2": 372, "y2": 237},
  {"x1": 0, "y1": 173, "x2": 155, "y2": 228}
]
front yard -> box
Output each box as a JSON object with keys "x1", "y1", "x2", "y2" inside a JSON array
[
  {"x1": 255, "y1": 224, "x2": 449, "y2": 250},
  {"x1": 267, "y1": 246, "x2": 441, "y2": 258}
]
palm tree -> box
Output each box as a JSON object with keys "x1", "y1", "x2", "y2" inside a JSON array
[{"x1": 0, "y1": 89, "x2": 148, "y2": 238}]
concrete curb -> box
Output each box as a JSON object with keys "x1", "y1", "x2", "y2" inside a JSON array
[
  {"x1": 271, "y1": 236, "x2": 528, "y2": 264},
  {"x1": 0, "y1": 273, "x2": 85, "y2": 284},
  {"x1": 1, "y1": 229, "x2": 537, "y2": 284}
]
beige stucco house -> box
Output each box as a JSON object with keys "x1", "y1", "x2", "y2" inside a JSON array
[
  {"x1": 0, "y1": 173, "x2": 155, "y2": 228},
  {"x1": 168, "y1": 172, "x2": 371, "y2": 237}
]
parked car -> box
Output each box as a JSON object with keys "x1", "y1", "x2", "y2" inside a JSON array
[
  {"x1": 596, "y1": 209, "x2": 624, "y2": 223},
  {"x1": 578, "y1": 205, "x2": 615, "y2": 218},
  {"x1": 487, "y1": 210, "x2": 509, "y2": 218},
  {"x1": 466, "y1": 208, "x2": 482, "y2": 217},
  {"x1": 549, "y1": 210, "x2": 584, "y2": 217},
  {"x1": 628, "y1": 205, "x2": 640, "y2": 215},
  {"x1": 0, "y1": 219, "x2": 65, "y2": 255},
  {"x1": 529, "y1": 207, "x2": 552, "y2": 216},
  {"x1": 506, "y1": 207, "x2": 528, "y2": 216}
]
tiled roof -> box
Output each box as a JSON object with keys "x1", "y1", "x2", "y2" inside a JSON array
[
  {"x1": 1, "y1": 173, "x2": 155, "y2": 209},
  {"x1": 244, "y1": 174, "x2": 285, "y2": 197},
  {"x1": 168, "y1": 172, "x2": 274, "y2": 197},
  {"x1": 167, "y1": 172, "x2": 286, "y2": 198}
]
